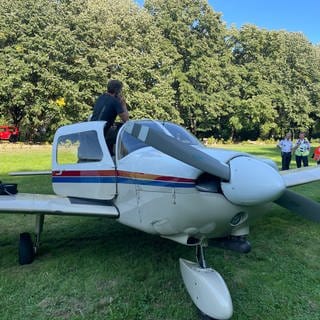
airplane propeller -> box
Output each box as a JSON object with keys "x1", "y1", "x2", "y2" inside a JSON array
[
  {"x1": 274, "y1": 189, "x2": 320, "y2": 222},
  {"x1": 125, "y1": 122, "x2": 320, "y2": 222}
]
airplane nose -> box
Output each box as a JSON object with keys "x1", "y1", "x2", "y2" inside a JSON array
[{"x1": 221, "y1": 156, "x2": 285, "y2": 206}]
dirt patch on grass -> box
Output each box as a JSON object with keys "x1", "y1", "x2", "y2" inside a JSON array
[{"x1": 0, "y1": 142, "x2": 52, "y2": 152}]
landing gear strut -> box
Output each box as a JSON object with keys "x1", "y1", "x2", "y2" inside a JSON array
[
  {"x1": 18, "y1": 214, "x2": 44, "y2": 265},
  {"x1": 180, "y1": 244, "x2": 233, "y2": 320},
  {"x1": 196, "y1": 244, "x2": 207, "y2": 269}
]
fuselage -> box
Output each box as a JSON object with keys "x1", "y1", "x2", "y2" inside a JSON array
[{"x1": 51, "y1": 120, "x2": 276, "y2": 245}]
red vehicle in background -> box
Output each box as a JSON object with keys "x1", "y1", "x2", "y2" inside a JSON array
[{"x1": 0, "y1": 125, "x2": 19, "y2": 142}]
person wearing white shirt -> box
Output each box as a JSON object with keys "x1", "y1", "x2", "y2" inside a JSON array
[{"x1": 277, "y1": 132, "x2": 293, "y2": 170}]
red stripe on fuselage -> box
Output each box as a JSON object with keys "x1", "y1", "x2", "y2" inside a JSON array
[
  {"x1": 52, "y1": 170, "x2": 116, "y2": 177},
  {"x1": 52, "y1": 170, "x2": 194, "y2": 183}
]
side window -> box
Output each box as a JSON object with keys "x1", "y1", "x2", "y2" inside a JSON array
[{"x1": 57, "y1": 130, "x2": 103, "y2": 164}]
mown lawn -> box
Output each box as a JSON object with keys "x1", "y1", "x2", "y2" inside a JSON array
[{"x1": 0, "y1": 143, "x2": 319, "y2": 320}]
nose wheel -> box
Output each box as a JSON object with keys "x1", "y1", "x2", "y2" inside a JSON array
[
  {"x1": 196, "y1": 245, "x2": 218, "y2": 320},
  {"x1": 179, "y1": 244, "x2": 233, "y2": 320},
  {"x1": 199, "y1": 310, "x2": 219, "y2": 320}
]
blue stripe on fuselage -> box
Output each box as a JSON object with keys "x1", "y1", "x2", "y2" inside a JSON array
[
  {"x1": 52, "y1": 176, "x2": 117, "y2": 183},
  {"x1": 52, "y1": 176, "x2": 194, "y2": 188}
]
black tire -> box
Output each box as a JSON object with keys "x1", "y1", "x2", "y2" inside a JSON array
[
  {"x1": 19, "y1": 233, "x2": 35, "y2": 265},
  {"x1": 9, "y1": 135, "x2": 18, "y2": 143}
]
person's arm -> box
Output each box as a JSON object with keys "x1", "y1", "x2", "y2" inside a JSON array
[
  {"x1": 292, "y1": 140, "x2": 299, "y2": 152},
  {"x1": 117, "y1": 96, "x2": 129, "y2": 122},
  {"x1": 119, "y1": 110, "x2": 129, "y2": 122}
]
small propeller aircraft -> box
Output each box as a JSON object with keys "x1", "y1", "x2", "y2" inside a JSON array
[{"x1": 1, "y1": 119, "x2": 320, "y2": 320}]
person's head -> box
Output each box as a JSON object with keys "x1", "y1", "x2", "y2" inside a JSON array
[
  {"x1": 299, "y1": 132, "x2": 305, "y2": 139},
  {"x1": 107, "y1": 80, "x2": 123, "y2": 97},
  {"x1": 285, "y1": 132, "x2": 291, "y2": 139}
]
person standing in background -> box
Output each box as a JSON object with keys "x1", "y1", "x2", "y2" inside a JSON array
[
  {"x1": 277, "y1": 132, "x2": 293, "y2": 170},
  {"x1": 293, "y1": 132, "x2": 310, "y2": 168}
]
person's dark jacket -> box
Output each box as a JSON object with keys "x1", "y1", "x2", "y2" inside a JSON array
[{"x1": 91, "y1": 93, "x2": 124, "y2": 130}]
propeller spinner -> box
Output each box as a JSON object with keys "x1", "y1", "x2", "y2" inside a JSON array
[{"x1": 221, "y1": 156, "x2": 286, "y2": 206}]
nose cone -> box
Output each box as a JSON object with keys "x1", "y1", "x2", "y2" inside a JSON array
[{"x1": 221, "y1": 156, "x2": 285, "y2": 206}]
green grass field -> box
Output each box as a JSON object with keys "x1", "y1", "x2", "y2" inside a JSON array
[{"x1": 0, "y1": 143, "x2": 319, "y2": 320}]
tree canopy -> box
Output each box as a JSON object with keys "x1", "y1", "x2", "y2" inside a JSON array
[{"x1": 0, "y1": 0, "x2": 319, "y2": 141}]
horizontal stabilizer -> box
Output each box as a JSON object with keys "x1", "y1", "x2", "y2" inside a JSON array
[{"x1": 0, "y1": 193, "x2": 119, "y2": 217}]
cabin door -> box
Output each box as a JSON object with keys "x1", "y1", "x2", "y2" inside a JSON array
[{"x1": 52, "y1": 121, "x2": 117, "y2": 200}]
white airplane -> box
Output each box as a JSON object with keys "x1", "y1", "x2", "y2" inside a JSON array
[{"x1": 1, "y1": 119, "x2": 320, "y2": 320}]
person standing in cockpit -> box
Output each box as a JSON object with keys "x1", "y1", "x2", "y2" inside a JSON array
[{"x1": 91, "y1": 79, "x2": 129, "y2": 130}]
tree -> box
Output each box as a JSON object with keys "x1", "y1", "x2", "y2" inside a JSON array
[
  {"x1": 230, "y1": 25, "x2": 320, "y2": 139},
  {"x1": 0, "y1": 0, "x2": 319, "y2": 142},
  {"x1": 144, "y1": 0, "x2": 235, "y2": 136},
  {"x1": 0, "y1": 0, "x2": 181, "y2": 141},
  {"x1": 0, "y1": 0, "x2": 100, "y2": 140}
]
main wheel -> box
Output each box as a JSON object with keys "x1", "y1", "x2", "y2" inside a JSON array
[{"x1": 19, "y1": 232, "x2": 35, "y2": 265}]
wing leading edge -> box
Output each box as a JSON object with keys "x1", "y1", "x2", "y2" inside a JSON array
[
  {"x1": 0, "y1": 194, "x2": 119, "y2": 217},
  {"x1": 280, "y1": 166, "x2": 320, "y2": 187}
]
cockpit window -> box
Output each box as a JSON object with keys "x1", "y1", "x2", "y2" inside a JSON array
[
  {"x1": 57, "y1": 130, "x2": 103, "y2": 164},
  {"x1": 162, "y1": 122, "x2": 201, "y2": 146},
  {"x1": 117, "y1": 120, "x2": 202, "y2": 160}
]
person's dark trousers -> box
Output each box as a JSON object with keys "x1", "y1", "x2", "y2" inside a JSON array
[
  {"x1": 281, "y1": 152, "x2": 291, "y2": 170},
  {"x1": 295, "y1": 155, "x2": 309, "y2": 168}
]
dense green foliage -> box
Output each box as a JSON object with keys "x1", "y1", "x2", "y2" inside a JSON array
[{"x1": 0, "y1": 0, "x2": 319, "y2": 141}]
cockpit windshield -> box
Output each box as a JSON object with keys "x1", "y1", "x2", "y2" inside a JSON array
[
  {"x1": 117, "y1": 120, "x2": 202, "y2": 160},
  {"x1": 161, "y1": 122, "x2": 201, "y2": 146}
]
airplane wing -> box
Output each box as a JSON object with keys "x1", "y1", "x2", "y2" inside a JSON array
[
  {"x1": 9, "y1": 171, "x2": 51, "y2": 176},
  {"x1": 0, "y1": 193, "x2": 119, "y2": 217},
  {"x1": 279, "y1": 166, "x2": 320, "y2": 187}
]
